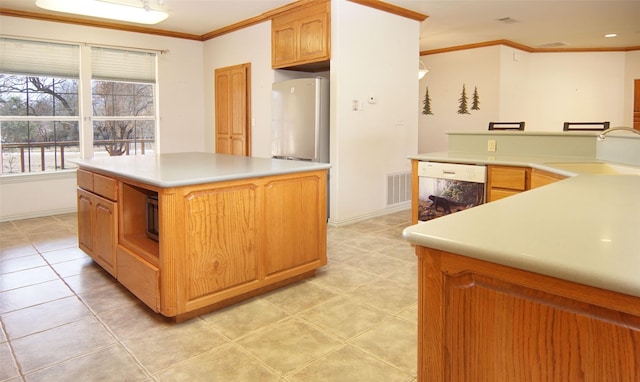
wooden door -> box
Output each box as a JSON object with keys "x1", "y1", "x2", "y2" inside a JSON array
[
  {"x1": 215, "y1": 63, "x2": 251, "y2": 156},
  {"x1": 634, "y1": 79, "x2": 640, "y2": 130}
]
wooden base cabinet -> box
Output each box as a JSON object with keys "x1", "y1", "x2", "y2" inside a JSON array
[
  {"x1": 77, "y1": 170, "x2": 118, "y2": 277},
  {"x1": 77, "y1": 167, "x2": 327, "y2": 321},
  {"x1": 416, "y1": 246, "x2": 640, "y2": 381}
]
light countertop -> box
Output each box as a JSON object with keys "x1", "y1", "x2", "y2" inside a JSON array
[
  {"x1": 403, "y1": 154, "x2": 640, "y2": 298},
  {"x1": 72, "y1": 152, "x2": 331, "y2": 188}
]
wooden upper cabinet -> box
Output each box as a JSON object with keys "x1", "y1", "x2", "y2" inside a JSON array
[{"x1": 271, "y1": 0, "x2": 330, "y2": 70}]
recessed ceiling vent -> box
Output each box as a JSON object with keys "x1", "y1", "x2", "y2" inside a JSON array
[
  {"x1": 538, "y1": 42, "x2": 569, "y2": 48},
  {"x1": 497, "y1": 17, "x2": 518, "y2": 24}
]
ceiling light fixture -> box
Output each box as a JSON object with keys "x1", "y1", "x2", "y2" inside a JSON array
[
  {"x1": 35, "y1": 0, "x2": 169, "y2": 25},
  {"x1": 605, "y1": 33, "x2": 617, "y2": 38},
  {"x1": 418, "y1": 60, "x2": 429, "y2": 79}
]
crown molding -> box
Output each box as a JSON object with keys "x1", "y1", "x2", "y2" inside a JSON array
[{"x1": 421, "y1": 39, "x2": 640, "y2": 56}]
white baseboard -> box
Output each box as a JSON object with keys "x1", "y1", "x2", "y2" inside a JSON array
[{"x1": 327, "y1": 202, "x2": 410, "y2": 227}]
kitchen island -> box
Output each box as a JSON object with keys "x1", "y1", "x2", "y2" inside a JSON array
[
  {"x1": 74, "y1": 152, "x2": 330, "y2": 321},
  {"x1": 404, "y1": 166, "x2": 640, "y2": 380}
]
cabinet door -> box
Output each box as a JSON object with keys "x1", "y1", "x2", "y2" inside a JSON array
[
  {"x1": 77, "y1": 189, "x2": 94, "y2": 254},
  {"x1": 264, "y1": 172, "x2": 327, "y2": 277},
  {"x1": 94, "y1": 196, "x2": 117, "y2": 276},
  {"x1": 297, "y1": 10, "x2": 329, "y2": 63},
  {"x1": 272, "y1": 22, "x2": 297, "y2": 67}
]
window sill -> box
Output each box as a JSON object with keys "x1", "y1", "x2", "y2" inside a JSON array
[{"x1": 0, "y1": 169, "x2": 77, "y2": 184}]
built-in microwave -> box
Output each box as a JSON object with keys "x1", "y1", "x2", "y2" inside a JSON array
[{"x1": 146, "y1": 195, "x2": 159, "y2": 241}]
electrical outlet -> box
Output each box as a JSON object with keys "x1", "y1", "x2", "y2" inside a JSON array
[{"x1": 487, "y1": 139, "x2": 497, "y2": 152}]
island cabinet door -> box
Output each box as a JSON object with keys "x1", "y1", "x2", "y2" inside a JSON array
[
  {"x1": 263, "y1": 171, "x2": 327, "y2": 279},
  {"x1": 417, "y1": 247, "x2": 640, "y2": 382},
  {"x1": 179, "y1": 182, "x2": 260, "y2": 311}
]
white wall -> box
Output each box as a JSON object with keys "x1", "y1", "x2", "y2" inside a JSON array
[
  {"x1": 419, "y1": 45, "x2": 635, "y2": 153},
  {"x1": 0, "y1": 16, "x2": 205, "y2": 221},
  {"x1": 418, "y1": 46, "x2": 501, "y2": 153},
  {"x1": 202, "y1": 22, "x2": 274, "y2": 158},
  {"x1": 330, "y1": 0, "x2": 419, "y2": 224}
]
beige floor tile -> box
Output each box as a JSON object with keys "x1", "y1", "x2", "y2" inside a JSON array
[
  {"x1": 262, "y1": 280, "x2": 337, "y2": 315},
  {"x1": 23, "y1": 344, "x2": 148, "y2": 382},
  {"x1": 99, "y1": 302, "x2": 173, "y2": 341},
  {"x1": 40, "y1": 246, "x2": 89, "y2": 264},
  {"x1": 347, "y1": 277, "x2": 417, "y2": 314},
  {"x1": 63, "y1": 268, "x2": 117, "y2": 294},
  {"x1": 288, "y1": 345, "x2": 413, "y2": 382},
  {"x1": 397, "y1": 303, "x2": 418, "y2": 323},
  {"x1": 28, "y1": 230, "x2": 77, "y2": 253},
  {"x1": 49, "y1": 256, "x2": 99, "y2": 278},
  {"x1": 386, "y1": 261, "x2": 418, "y2": 290},
  {"x1": 298, "y1": 295, "x2": 389, "y2": 340},
  {"x1": 310, "y1": 263, "x2": 372, "y2": 293},
  {"x1": 341, "y1": 220, "x2": 391, "y2": 234},
  {"x1": 0, "y1": 239, "x2": 37, "y2": 261},
  {"x1": 154, "y1": 343, "x2": 279, "y2": 382},
  {"x1": 0, "y1": 279, "x2": 73, "y2": 314},
  {"x1": 326, "y1": 243, "x2": 369, "y2": 264},
  {"x1": 0, "y1": 341, "x2": 20, "y2": 381},
  {"x1": 0, "y1": 266, "x2": 60, "y2": 292},
  {"x1": 2, "y1": 296, "x2": 91, "y2": 339},
  {"x1": 237, "y1": 317, "x2": 341, "y2": 376},
  {"x1": 344, "y1": 251, "x2": 409, "y2": 278},
  {"x1": 79, "y1": 283, "x2": 140, "y2": 313},
  {"x1": 201, "y1": 298, "x2": 289, "y2": 340},
  {"x1": 350, "y1": 317, "x2": 417, "y2": 375},
  {"x1": 11, "y1": 316, "x2": 116, "y2": 373},
  {"x1": 122, "y1": 319, "x2": 228, "y2": 373},
  {"x1": 11, "y1": 216, "x2": 66, "y2": 235},
  {"x1": 0, "y1": 254, "x2": 47, "y2": 274}
]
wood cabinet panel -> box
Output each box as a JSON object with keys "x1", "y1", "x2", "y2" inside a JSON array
[
  {"x1": 77, "y1": 177, "x2": 118, "y2": 277},
  {"x1": 183, "y1": 184, "x2": 258, "y2": 301},
  {"x1": 417, "y1": 247, "x2": 640, "y2": 381},
  {"x1": 487, "y1": 165, "x2": 530, "y2": 202},
  {"x1": 93, "y1": 196, "x2": 117, "y2": 276},
  {"x1": 93, "y1": 173, "x2": 118, "y2": 201},
  {"x1": 77, "y1": 169, "x2": 94, "y2": 191},
  {"x1": 488, "y1": 165, "x2": 528, "y2": 190},
  {"x1": 77, "y1": 188, "x2": 94, "y2": 254},
  {"x1": 117, "y1": 246, "x2": 159, "y2": 312},
  {"x1": 264, "y1": 173, "x2": 326, "y2": 276},
  {"x1": 271, "y1": 0, "x2": 330, "y2": 69},
  {"x1": 530, "y1": 168, "x2": 567, "y2": 189}
]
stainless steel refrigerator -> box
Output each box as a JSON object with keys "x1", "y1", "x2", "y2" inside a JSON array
[{"x1": 271, "y1": 77, "x2": 329, "y2": 163}]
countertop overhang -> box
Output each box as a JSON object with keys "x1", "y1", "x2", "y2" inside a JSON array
[
  {"x1": 403, "y1": 154, "x2": 640, "y2": 298},
  {"x1": 71, "y1": 152, "x2": 331, "y2": 188}
]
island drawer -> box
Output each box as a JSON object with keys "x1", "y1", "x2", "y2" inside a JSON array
[
  {"x1": 117, "y1": 246, "x2": 160, "y2": 312},
  {"x1": 77, "y1": 169, "x2": 118, "y2": 201},
  {"x1": 488, "y1": 165, "x2": 528, "y2": 190}
]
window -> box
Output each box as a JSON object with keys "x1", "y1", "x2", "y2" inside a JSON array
[
  {"x1": 0, "y1": 39, "x2": 157, "y2": 175},
  {"x1": 0, "y1": 38, "x2": 80, "y2": 174}
]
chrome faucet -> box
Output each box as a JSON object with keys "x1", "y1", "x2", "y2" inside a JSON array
[{"x1": 597, "y1": 127, "x2": 640, "y2": 140}]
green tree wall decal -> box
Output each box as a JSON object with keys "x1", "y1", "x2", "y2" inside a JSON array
[
  {"x1": 471, "y1": 86, "x2": 480, "y2": 111},
  {"x1": 457, "y1": 84, "x2": 470, "y2": 114},
  {"x1": 422, "y1": 86, "x2": 433, "y2": 115}
]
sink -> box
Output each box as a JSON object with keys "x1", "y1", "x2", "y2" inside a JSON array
[{"x1": 546, "y1": 162, "x2": 640, "y2": 175}]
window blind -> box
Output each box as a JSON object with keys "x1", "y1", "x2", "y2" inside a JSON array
[
  {"x1": 91, "y1": 47, "x2": 156, "y2": 83},
  {"x1": 0, "y1": 38, "x2": 79, "y2": 78}
]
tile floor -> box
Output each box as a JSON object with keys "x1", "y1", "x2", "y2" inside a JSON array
[{"x1": 0, "y1": 210, "x2": 417, "y2": 382}]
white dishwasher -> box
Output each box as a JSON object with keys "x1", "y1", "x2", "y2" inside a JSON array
[{"x1": 418, "y1": 161, "x2": 487, "y2": 222}]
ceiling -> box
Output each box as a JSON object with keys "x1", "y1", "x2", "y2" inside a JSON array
[{"x1": 1, "y1": 0, "x2": 639, "y2": 52}]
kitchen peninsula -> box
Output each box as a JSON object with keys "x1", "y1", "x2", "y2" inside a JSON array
[
  {"x1": 74, "y1": 152, "x2": 330, "y2": 321},
  {"x1": 404, "y1": 138, "x2": 640, "y2": 381}
]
